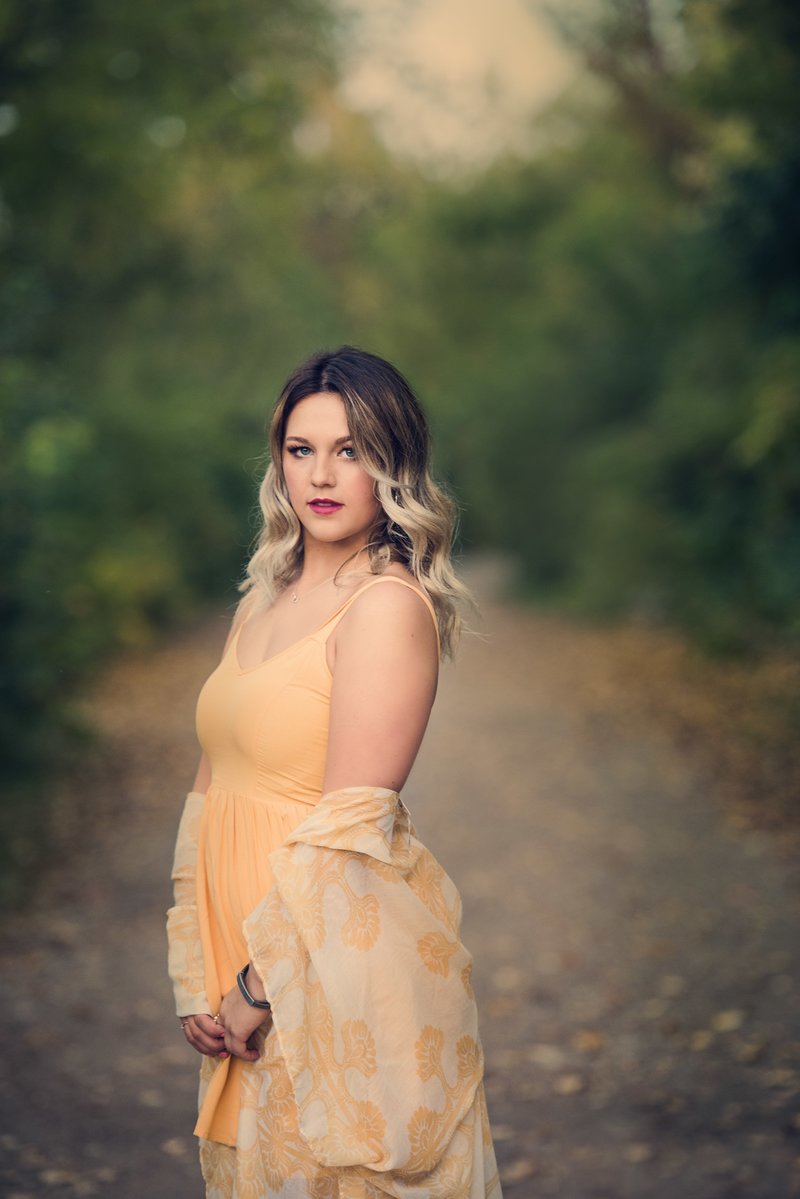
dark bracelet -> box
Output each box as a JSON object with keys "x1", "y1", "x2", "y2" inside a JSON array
[{"x1": 237, "y1": 963, "x2": 271, "y2": 1010}]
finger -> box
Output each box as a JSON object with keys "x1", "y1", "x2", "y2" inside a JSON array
[
  {"x1": 234, "y1": 1048, "x2": 259, "y2": 1062},
  {"x1": 194, "y1": 1021, "x2": 227, "y2": 1054},
  {"x1": 225, "y1": 1033, "x2": 259, "y2": 1062},
  {"x1": 182, "y1": 1014, "x2": 220, "y2": 1035},
  {"x1": 185, "y1": 1025, "x2": 230, "y2": 1058},
  {"x1": 246, "y1": 1029, "x2": 266, "y2": 1053},
  {"x1": 192, "y1": 1038, "x2": 230, "y2": 1058},
  {"x1": 197, "y1": 1032, "x2": 230, "y2": 1056},
  {"x1": 195, "y1": 1014, "x2": 226, "y2": 1038}
]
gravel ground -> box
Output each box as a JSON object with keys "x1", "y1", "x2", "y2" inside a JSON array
[{"x1": 1, "y1": 557, "x2": 799, "y2": 1198}]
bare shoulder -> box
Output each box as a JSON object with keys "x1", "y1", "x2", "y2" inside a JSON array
[
  {"x1": 335, "y1": 568, "x2": 438, "y2": 656},
  {"x1": 359, "y1": 567, "x2": 434, "y2": 624}
]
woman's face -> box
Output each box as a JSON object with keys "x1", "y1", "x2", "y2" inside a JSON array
[{"x1": 282, "y1": 392, "x2": 381, "y2": 553}]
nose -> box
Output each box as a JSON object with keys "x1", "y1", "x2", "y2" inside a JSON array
[{"x1": 310, "y1": 452, "x2": 336, "y2": 488}]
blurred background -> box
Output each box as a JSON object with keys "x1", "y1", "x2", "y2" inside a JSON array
[
  {"x1": 1, "y1": 1, "x2": 800, "y2": 1194},
  {"x1": 3, "y1": 0, "x2": 799, "y2": 880}
]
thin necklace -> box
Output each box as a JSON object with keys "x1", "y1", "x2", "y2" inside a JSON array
[
  {"x1": 290, "y1": 551, "x2": 367, "y2": 603},
  {"x1": 290, "y1": 572, "x2": 337, "y2": 604}
]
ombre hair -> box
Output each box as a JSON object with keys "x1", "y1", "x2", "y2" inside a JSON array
[{"x1": 241, "y1": 346, "x2": 472, "y2": 657}]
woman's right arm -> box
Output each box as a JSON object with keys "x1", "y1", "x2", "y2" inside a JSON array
[
  {"x1": 167, "y1": 787, "x2": 230, "y2": 1057},
  {"x1": 166, "y1": 595, "x2": 257, "y2": 1052},
  {"x1": 166, "y1": 788, "x2": 211, "y2": 1017}
]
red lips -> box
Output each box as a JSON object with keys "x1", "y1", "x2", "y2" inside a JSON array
[{"x1": 308, "y1": 499, "x2": 343, "y2": 514}]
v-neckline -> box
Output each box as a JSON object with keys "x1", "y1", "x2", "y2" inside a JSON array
[
  {"x1": 232, "y1": 580, "x2": 377, "y2": 675},
  {"x1": 232, "y1": 622, "x2": 320, "y2": 675}
]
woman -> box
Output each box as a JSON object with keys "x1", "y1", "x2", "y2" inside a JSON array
[{"x1": 167, "y1": 346, "x2": 502, "y2": 1197}]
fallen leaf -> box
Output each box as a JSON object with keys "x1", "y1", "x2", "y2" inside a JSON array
[
  {"x1": 765, "y1": 1068, "x2": 797, "y2": 1088},
  {"x1": 712, "y1": 1009, "x2": 745, "y2": 1033},
  {"x1": 492, "y1": 965, "x2": 525, "y2": 992},
  {"x1": 554, "y1": 1072, "x2": 585, "y2": 1095},
  {"x1": 572, "y1": 1029, "x2": 605, "y2": 1054},
  {"x1": 38, "y1": 1170, "x2": 76, "y2": 1185},
  {"x1": 160, "y1": 1138, "x2": 189, "y2": 1158},
  {"x1": 500, "y1": 1157, "x2": 538, "y2": 1183},
  {"x1": 734, "y1": 1040, "x2": 767, "y2": 1064},
  {"x1": 624, "y1": 1143, "x2": 653, "y2": 1164},
  {"x1": 93, "y1": 1168, "x2": 119, "y2": 1183},
  {"x1": 526, "y1": 1043, "x2": 567, "y2": 1070}
]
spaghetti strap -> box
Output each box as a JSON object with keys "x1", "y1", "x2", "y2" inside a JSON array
[{"x1": 318, "y1": 576, "x2": 441, "y2": 658}]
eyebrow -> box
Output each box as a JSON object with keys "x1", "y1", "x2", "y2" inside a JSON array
[{"x1": 284, "y1": 435, "x2": 353, "y2": 446}]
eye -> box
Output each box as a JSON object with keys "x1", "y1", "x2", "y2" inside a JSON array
[
  {"x1": 340, "y1": 445, "x2": 356, "y2": 459},
  {"x1": 286, "y1": 444, "x2": 311, "y2": 457}
]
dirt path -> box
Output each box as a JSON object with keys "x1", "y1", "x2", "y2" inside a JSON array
[{"x1": 2, "y1": 558, "x2": 799, "y2": 1198}]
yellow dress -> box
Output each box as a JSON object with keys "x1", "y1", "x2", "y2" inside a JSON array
[{"x1": 166, "y1": 576, "x2": 502, "y2": 1198}]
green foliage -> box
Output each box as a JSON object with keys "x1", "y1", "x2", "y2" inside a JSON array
[
  {"x1": 0, "y1": 0, "x2": 344, "y2": 892},
  {"x1": 366, "y1": 0, "x2": 800, "y2": 654}
]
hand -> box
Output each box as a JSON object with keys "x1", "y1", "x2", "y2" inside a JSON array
[
  {"x1": 180, "y1": 1012, "x2": 229, "y2": 1059},
  {"x1": 218, "y1": 984, "x2": 270, "y2": 1062}
]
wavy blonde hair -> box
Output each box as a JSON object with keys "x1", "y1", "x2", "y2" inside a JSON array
[{"x1": 241, "y1": 346, "x2": 473, "y2": 657}]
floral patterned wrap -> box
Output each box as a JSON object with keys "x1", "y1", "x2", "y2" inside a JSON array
[{"x1": 242, "y1": 785, "x2": 501, "y2": 1198}]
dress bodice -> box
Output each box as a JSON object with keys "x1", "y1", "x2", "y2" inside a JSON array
[{"x1": 196, "y1": 575, "x2": 439, "y2": 807}]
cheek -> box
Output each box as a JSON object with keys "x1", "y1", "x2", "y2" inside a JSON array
[
  {"x1": 282, "y1": 453, "x2": 302, "y2": 483},
  {"x1": 281, "y1": 460, "x2": 305, "y2": 507},
  {"x1": 353, "y1": 471, "x2": 379, "y2": 510}
]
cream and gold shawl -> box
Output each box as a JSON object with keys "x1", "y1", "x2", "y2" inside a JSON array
[{"x1": 243, "y1": 786, "x2": 501, "y2": 1198}]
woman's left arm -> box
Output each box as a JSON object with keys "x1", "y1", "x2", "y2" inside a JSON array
[{"x1": 323, "y1": 583, "x2": 439, "y2": 794}]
